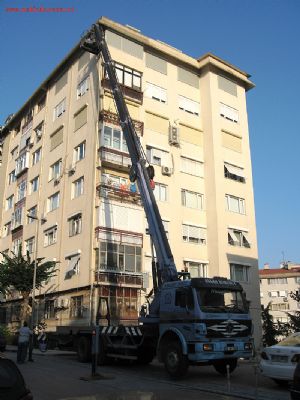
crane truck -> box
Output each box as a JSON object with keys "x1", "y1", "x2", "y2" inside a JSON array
[{"x1": 57, "y1": 22, "x2": 254, "y2": 379}]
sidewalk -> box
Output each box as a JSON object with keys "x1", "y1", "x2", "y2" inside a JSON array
[{"x1": 6, "y1": 344, "x2": 76, "y2": 357}]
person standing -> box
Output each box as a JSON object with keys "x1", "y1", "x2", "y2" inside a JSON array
[{"x1": 17, "y1": 321, "x2": 32, "y2": 363}]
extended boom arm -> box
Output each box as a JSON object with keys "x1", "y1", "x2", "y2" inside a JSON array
[{"x1": 81, "y1": 23, "x2": 178, "y2": 285}]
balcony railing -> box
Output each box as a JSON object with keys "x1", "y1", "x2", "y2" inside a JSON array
[
  {"x1": 95, "y1": 271, "x2": 143, "y2": 287},
  {"x1": 97, "y1": 177, "x2": 141, "y2": 205},
  {"x1": 102, "y1": 78, "x2": 143, "y2": 104},
  {"x1": 99, "y1": 146, "x2": 131, "y2": 170}
]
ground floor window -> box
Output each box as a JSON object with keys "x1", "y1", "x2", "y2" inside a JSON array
[
  {"x1": 70, "y1": 295, "x2": 83, "y2": 318},
  {"x1": 99, "y1": 286, "x2": 139, "y2": 322}
]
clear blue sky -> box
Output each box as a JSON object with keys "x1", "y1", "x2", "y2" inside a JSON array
[{"x1": 1, "y1": 0, "x2": 299, "y2": 268}]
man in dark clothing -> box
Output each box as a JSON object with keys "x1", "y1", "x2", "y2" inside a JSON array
[{"x1": 17, "y1": 321, "x2": 32, "y2": 363}]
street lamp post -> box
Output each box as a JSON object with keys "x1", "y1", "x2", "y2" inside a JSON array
[{"x1": 27, "y1": 213, "x2": 46, "y2": 361}]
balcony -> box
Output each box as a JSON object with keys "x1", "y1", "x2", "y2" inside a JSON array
[
  {"x1": 97, "y1": 175, "x2": 141, "y2": 206},
  {"x1": 15, "y1": 151, "x2": 30, "y2": 178},
  {"x1": 100, "y1": 110, "x2": 144, "y2": 136},
  {"x1": 95, "y1": 271, "x2": 143, "y2": 288},
  {"x1": 99, "y1": 147, "x2": 131, "y2": 171},
  {"x1": 102, "y1": 79, "x2": 143, "y2": 105}
]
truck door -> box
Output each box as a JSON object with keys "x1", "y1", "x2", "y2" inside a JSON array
[{"x1": 174, "y1": 287, "x2": 195, "y2": 342}]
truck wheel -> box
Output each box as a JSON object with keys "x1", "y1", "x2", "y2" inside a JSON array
[
  {"x1": 213, "y1": 358, "x2": 237, "y2": 375},
  {"x1": 77, "y1": 336, "x2": 91, "y2": 362},
  {"x1": 163, "y1": 341, "x2": 189, "y2": 379}
]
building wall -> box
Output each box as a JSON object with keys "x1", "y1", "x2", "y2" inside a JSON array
[{"x1": 0, "y1": 17, "x2": 260, "y2": 342}]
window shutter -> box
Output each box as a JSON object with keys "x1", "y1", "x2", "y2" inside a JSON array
[
  {"x1": 55, "y1": 73, "x2": 68, "y2": 94},
  {"x1": 177, "y1": 67, "x2": 199, "y2": 88},
  {"x1": 218, "y1": 76, "x2": 237, "y2": 96},
  {"x1": 146, "y1": 53, "x2": 167, "y2": 75},
  {"x1": 74, "y1": 107, "x2": 87, "y2": 131},
  {"x1": 50, "y1": 127, "x2": 63, "y2": 151}
]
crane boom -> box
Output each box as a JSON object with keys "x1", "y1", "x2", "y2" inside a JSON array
[{"x1": 81, "y1": 23, "x2": 178, "y2": 285}]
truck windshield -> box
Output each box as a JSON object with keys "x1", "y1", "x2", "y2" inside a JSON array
[{"x1": 196, "y1": 288, "x2": 247, "y2": 313}]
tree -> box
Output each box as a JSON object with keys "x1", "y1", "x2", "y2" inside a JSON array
[
  {"x1": 261, "y1": 302, "x2": 280, "y2": 346},
  {"x1": 0, "y1": 246, "x2": 56, "y2": 323},
  {"x1": 285, "y1": 290, "x2": 300, "y2": 332}
]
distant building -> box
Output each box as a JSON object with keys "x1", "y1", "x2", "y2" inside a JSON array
[{"x1": 259, "y1": 262, "x2": 300, "y2": 323}]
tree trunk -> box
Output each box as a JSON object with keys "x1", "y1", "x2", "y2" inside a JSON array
[{"x1": 20, "y1": 291, "x2": 32, "y2": 325}]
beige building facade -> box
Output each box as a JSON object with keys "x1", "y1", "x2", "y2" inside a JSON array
[{"x1": 0, "y1": 17, "x2": 261, "y2": 341}]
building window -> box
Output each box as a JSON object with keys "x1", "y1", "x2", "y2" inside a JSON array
[
  {"x1": 69, "y1": 214, "x2": 82, "y2": 236},
  {"x1": 53, "y1": 98, "x2": 66, "y2": 120},
  {"x1": 44, "y1": 300, "x2": 55, "y2": 319},
  {"x1": 34, "y1": 122, "x2": 44, "y2": 141},
  {"x1": 225, "y1": 194, "x2": 245, "y2": 214},
  {"x1": 102, "y1": 125, "x2": 128, "y2": 153},
  {"x1": 146, "y1": 219, "x2": 169, "y2": 239},
  {"x1": 220, "y1": 103, "x2": 239, "y2": 123},
  {"x1": 181, "y1": 157, "x2": 203, "y2": 177},
  {"x1": 112, "y1": 62, "x2": 142, "y2": 90},
  {"x1": 11, "y1": 146, "x2": 18, "y2": 160},
  {"x1": 12, "y1": 238, "x2": 22, "y2": 255},
  {"x1": 270, "y1": 303, "x2": 290, "y2": 311},
  {"x1": 268, "y1": 277, "x2": 288, "y2": 285},
  {"x1": 6, "y1": 195, "x2": 14, "y2": 210},
  {"x1": 3, "y1": 222, "x2": 11, "y2": 237},
  {"x1": 11, "y1": 207, "x2": 24, "y2": 230},
  {"x1": 37, "y1": 96, "x2": 46, "y2": 112},
  {"x1": 224, "y1": 162, "x2": 245, "y2": 183},
  {"x1": 32, "y1": 147, "x2": 42, "y2": 165},
  {"x1": 8, "y1": 170, "x2": 16, "y2": 184},
  {"x1": 230, "y1": 263, "x2": 250, "y2": 282},
  {"x1": 181, "y1": 189, "x2": 203, "y2": 209},
  {"x1": 182, "y1": 224, "x2": 206, "y2": 245},
  {"x1": 70, "y1": 296, "x2": 83, "y2": 318},
  {"x1": 27, "y1": 206, "x2": 37, "y2": 223},
  {"x1": 77, "y1": 76, "x2": 89, "y2": 98},
  {"x1": 146, "y1": 146, "x2": 168, "y2": 166},
  {"x1": 74, "y1": 141, "x2": 86, "y2": 162},
  {"x1": 74, "y1": 106, "x2": 87, "y2": 131},
  {"x1": 178, "y1": 95, "x2": 199, "y2": 116},
  {"x1": 184, "y1": 261, "x2": 208, "y2": 278},
  {"x1": 218, "y1": 76, "x2": 237, "y2": 96},
  {"x1": 16, "y1": 152, "x2": 29, "y2": 175},
  {"x1": 295, "y1": 277, "x2": 300, "y2": 284},
  {"x1": 44, "y1": 226, "x2": 57, "y2": 246},
  {"x1": 153, "y1": 183, "x2": 167, "y2": 202},
  {"x1": 145, "y1": 82, "x2": 167, "y2": 103},
  {"x1": 48, "y1": 192, "x2": 60, "y2": 212},
  {"x1": 268, "y1": 290, "x2": 288, "y2": 298},
  {"x1": 49, "y1": 159, "x2": 62, "y2": 181},
  {"x1": 25, "y1": 237, "x2": 35, "y2": 254},
  {"x1": 17, "y1": 180, "x2": 27, "y2": 202},
  {"x1": 50, "y1": 127, "x2": 63, "y2": 151},
  {"x1": 97, "y1": 242, "x2": 142, "y2": 273},
  {"x1": 228, "y1": 228, "x2": 250, "y2": 248},
  {"x1": 30, "y1": 176, "x2": 39, "y2": 193},
  {"x1": 72, "y1": 177, "x2": 84, "y2": 198}
]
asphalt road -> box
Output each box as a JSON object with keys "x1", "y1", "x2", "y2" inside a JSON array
[{"x1": 5, "y1": 349, "x2": 291, "y2": 400}]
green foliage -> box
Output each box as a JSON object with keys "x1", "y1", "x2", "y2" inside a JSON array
[
  {"x1": 0, "y1": 246, "x2": 57, "y2": 296},
  {"x1": 261, "y1": 302, "x2": 280, "y2": 347},
  {"x1": 285, "y1": 290, "x2": 300, "y2": 332},
  {"x1": 0, "y1": 324, "x2": 11, "y2": 339}
]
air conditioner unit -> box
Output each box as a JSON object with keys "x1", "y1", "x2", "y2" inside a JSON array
[
  {"x1": 161, "y1": 166, "x2": 172, "y2": 176},
  {"x1": 36, "y1": 131, "x2": 42, "y2": 139},
  {"x1": 68, "y1": 164, "x2": 76, "y2": 176},
  {"x1": 169, "y1": 125, "x2": 180, "y2": 145}
]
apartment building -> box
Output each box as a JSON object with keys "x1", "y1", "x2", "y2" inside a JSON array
[
  {"x1": 260, "y1": 263, "x2": 300, "y2": 323},
  {"x1": 0, "y1": 17, "x2": 261, "y2": 341}
]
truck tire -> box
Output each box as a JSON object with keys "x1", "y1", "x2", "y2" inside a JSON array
[
  {"x1": 77, "y1": 336, "x2": 91, "y2": 362},
  {"x1": 163, "y1": 341, "x2": 189, "y2": 379},
  {"x1": 213, "y1": 358, "x2": 237, "y2": 375}
]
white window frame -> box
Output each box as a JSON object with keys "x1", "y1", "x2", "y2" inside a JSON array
[
  {"x1": 181, "y1": 189, "x2": 203, "y2": 209},
  {"x1": 113, "y1": 62, "x2": 142, "y2": 91},
  {"x1": 53, "y1": 98, "x2": 66, "y2": 120},
  {"x1": 48, "y1": 192, "x2": 60, "y2": 212},
  {"x1": 181, "y1": 156, "x2": 203, "y2": 177},
  {"x1": 226, "y1": 194, "x2": 245, "y2": 214},
  {"x1": 182, "y1": 224, "x2": 206, "y2": 245},
  {"x1": 8, "y1": 170, "x2": 16, "y2": 184},
  {"x1": 30, "y1": 176, "x2": 39, "y2": 193},
  {"x1": 178, "y1": 95, "x2": 199, "y2": 116},
  {"x1": 184, "y1": 260, "x2": 208, "y2": 278},
  {"x1": 69, "y1": 214, "x2": 82, "y2": 236},
  {"x1": 220, "y1": 103, "x2": 239, "y2": 123},
  {"x1": 32, "y1": 147, "x2": 42, "y2": 165},
  {"x1": 12, "y1": 238, "x2": 22, "y2": 254},
  {"x1": 77, "y1": 76, "x2": 89, "y2": 98},
  {"x1": 6, "y1": 195, "x2": 14, "y2": 210},
  {"x1": 25, "y1": 237, "x2": 35, "y2": 254},
  {"x1": 102, "y1": 125, "x2": 128, "y2": 153},
  {"x1": 74, "y1": 141, "x2": 86, "y2": 162},
  {"x1": 27, "y1": 206, "x2": 37, "y2": 223},
  {"x1": 145, "y1": 82, "x2": 167, "y2": 103},
  {"x1": 228, "y1": 228, "x2": 250, "y2": 248},
  {"x1": 49, "y1": 159, "x2": 62, "y2": 181},
  {"x1": 72, "y1": 177, "x2": 84, "y2": 199},
  {"x1": 153, "y1": 183, "x2": 167, "y2": 202},
  {"x1": 17, "y1": 180, "x2": 27, "y2": 202},
  {"x1": 44, "y1": 226, "x2": 57, "y2": 246}
]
